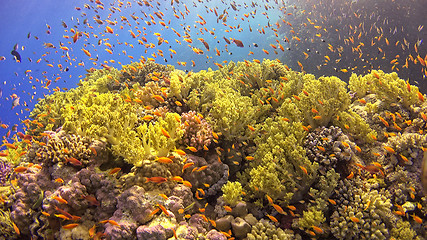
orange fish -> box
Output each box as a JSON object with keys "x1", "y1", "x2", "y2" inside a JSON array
[
  {"x1": 160, "y1": 128, "x2": 170, "y2": 138},
  {"x1": 100, "y1": 220, "x2": 120, "y2": 226},
  {"x1": 145, "y1": 177, "x2": 167, "y2": 184},
  {"x1": 81, "y1": 48, "x2": 91, "y2": 57},
  {"x1": 266, "y1": 214, "x2": 278, "y2": 222},
  {"x1": 186, "y1": 146, "x2": 197, "y2": 152},
  {"x1": 109, "y1": 167, "x2": 121, "y2": 175},
  {"x1": 65, "y1": 157, "x2": 82, "y2": 166},
  {"x1": 272, "y1": 204, "x2": 286, "y2": 215},
  {"x1": 156, "y1": 157, "x2": 173, "y2": 164},
  {"x1": 346, "y1": 172, "x2": 354, "y2": 179},
  {"x1": 312, "y1": 225, "x2": 323, "y2": 234},
  {"x1": 182, "y1": 180, "x2": 192, "y2": 188},
  {"x1": 105, "y1": 26, "x2": 114, "y2": 34},
  {"x1": 52, "y1": 195, "x2": 68, "y2": 204},
  {"x1": 152, "y1": 95, "x2": 165, "y2": 103},
  {"x1": 82, "y1": 194, "x2": 100, "y2": 206},
  {"x1": 383, "y1": 146, "x2": 396, "y2": 154},
  {"x1": 14, "y1": 166, "x2": 28, "y2": 173},
  {"x1": 157, "y1": 204, "x2": 170, "y2": 216}
]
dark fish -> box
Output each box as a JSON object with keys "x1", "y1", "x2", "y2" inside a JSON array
[
  {"x1": 11, "y1": 48, "x2": 21, "y2": 62},
  {"x1": 27, "y1": 32, "x2": 31, "y2": 38}
]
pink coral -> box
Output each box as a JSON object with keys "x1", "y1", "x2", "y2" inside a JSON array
[{"x1": 180, "y1": 111, "x2": 213, "y2": 150}]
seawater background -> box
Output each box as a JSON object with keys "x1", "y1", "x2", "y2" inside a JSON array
[{"x1": 0, "y1": 0, "x2": 425, "y2": 150}]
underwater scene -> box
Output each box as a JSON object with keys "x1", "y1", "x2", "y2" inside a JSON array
[{"x1": 0, "y1": 0, "x2": 426, "y2": 239}]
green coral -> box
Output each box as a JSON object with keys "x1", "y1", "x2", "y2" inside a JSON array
[
  {"x1": 246, "y1": 117, "x2": 318, "y2": 204},
  {"x1": 0, "y1": 209, "x2": 15, "y2": 238},
  {"x1": 349, "y1": 70, "x2": 421, "y2": 109},
  {"x1": 60, "y1": 90, "x2": 182, "y2": 166},
  {"x1": 391, "y1": 220, "x2": 419, "y2": 240},
  {"x1": 333, "y1": 108, "x2": 377, "y2": 143},
  {"x1": 295, "y1": 75, "x2": 351, "y2": 128},
  {"x1": 331, "y1": 179, "x2": 395, "y2": 240},
  {"x1": 295, "y1": 206, "x2": 325, "y2": 230},
  {"x1": 294, "y1": 169, "x2": 338, "y2": 233},
  {"x1": 29, "y1": 67, "x2": 119, "y2": 134},
  {"x1": 247, "y1": 219, "x2": 297, "y2": 240},
  {"x1": 61, "y1": 91, "x2": 145, "y2": 164},
  {"x1": 221, "y1": 181, "x2": 243, "y2": 206}
]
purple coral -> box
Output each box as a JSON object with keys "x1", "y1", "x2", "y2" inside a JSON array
[
  {"x1": 180, "y1": 111, "x2": 213, "y2": 151},
  {"x1": 182, "y1": 154, "x2": 229, "y2": 196},
  {"x1": 0, "y1": 159, "x2": 12, "y2": 186}
]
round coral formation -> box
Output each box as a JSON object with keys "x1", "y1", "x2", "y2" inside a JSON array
[{"x1": 179, "y1": 111, "x2": 213, "y2": 151}]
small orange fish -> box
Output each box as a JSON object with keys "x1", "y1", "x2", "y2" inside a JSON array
[
  {"x1": 182, "y1": 180, "x2": 192, "y2": 188},
  {"x1": 89, "y1": 225, "x2": 96, "y2": 237},
  {"x1": 224, "y1": 206, "x2": 232, "y2": 212},
  {"x1": 174, "y1": 149, "x2": 186, "y2": 156},
  {"x1": 247, "y1": 125, "x2": 256, "y2": 131},
  {"x1": 272, "y1": 204, "x2": 286, "y2": 215},
  {"x1": 62, "y1": 223, "x2": 79, "y2": 229},
  {"x1": 12, "y1": 222, "x2": 20, "y2": 235},
  {"x1": 312, "y1": 225, "x2": 324, "y2": 234},
  {"x1": 349, "y1": 217, "x2": 360, "y2": 223},
  {"x1": 287, "y1": 205, "x2": 296, "y2": 211},
  {"x1": 383, "y1": 146, "x2": 396, "y2": 154},
  {"x1": 346, "y1": 172, "x2": 354, "y2": 179},
  {"x1": 65, "y1": 157, "x2": 82, "y2": 166},
  {"x1": 145, "y1": 177, "x2": 168, "y2": 184},
  {"x1": 266, "y1": 195, "x2": 274, "y2": 204},
  {"x1": 100, "y1": 220, "x2": 120, "y2": 226},
  {"x1": 105, "y1": 26, "x2": 114, "y2": 34},
  {"x1": 55, "y1": 214, "x2": 71, "y2": 220},
  {"x1": 54, "y1": 178, "x2": 64, "y2": 184},
  {"x1": 41, "y1": 211, "x2": 51, "y2": 217},
  {"x1": 186, "y1": 146, "x2": 197, "y2": 152},
  {"x1": 14, "y1": 166, "x2": 28, "y2": 173},
  {"x1": 156, "y1": 157, "x2": 173, "y2": 163},
  {"x1": 82, "y1": 194, "x2": 100, "y2": 206},
  {"x1": 160, "y1": 128, "x2": 170, "y2": 138},
  {"x1": 52, "y1": 195, "x2": 68, "y2": 204},
  {"x1": 266, "y1": 214, "x2": 278, "y2": 222},
  {"x1": 152, "y1": 95, "x2": 165, "y2": 103},
  {"x1": 109, "y1": 167, "x2": 121, "y2": 175},
  {"x1": 299, "y1": 166, "x2": 308, "y2": 175},
  {"x1": 317, "y1": 146, "x2": 326, "y2": 152},
  {"x1": 417, "y1": 92, "x2": 425, "y2": 102},
  {"x1": 170, "y1": 176, "x2": 183, "y2": 182},
  {"x1": 157, "y1": 204, "x2": 170, "y2": 216}
]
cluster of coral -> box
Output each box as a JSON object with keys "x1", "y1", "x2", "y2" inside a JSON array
[{"x1": 0, "y1": 59, "x2": 426, "y2": 239}]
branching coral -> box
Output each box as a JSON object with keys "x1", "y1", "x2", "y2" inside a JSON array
[
  {"x1": 295, "y1": 76, "x2": 351, "y2": 128},
  {"x1": 221, "y1": 181, "x2": 243, "y2": 206},
  {"x1": 247, "y1": 219, "x2": 296, "y2": 240},
  {"x1": 330, "y1": 178, "x2": 396, "y2": 240},
  {"x1": 349, "y1": 70, "x2": 421, "y2": 109},
  {"x1": 245, "y1": 117, "x2": 318, "y2": 204}
]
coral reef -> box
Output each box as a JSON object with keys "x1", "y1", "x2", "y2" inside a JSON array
[{"x1": 4, "y1": 60, "x2": 427, "y2": 240}]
